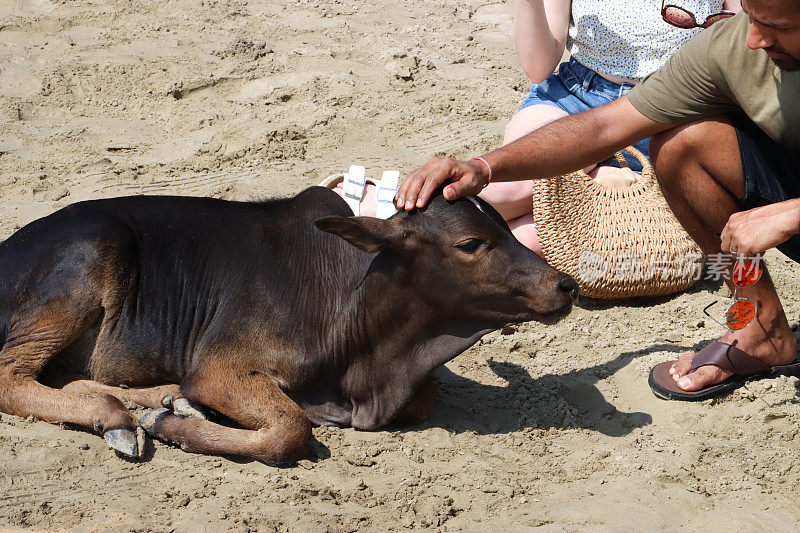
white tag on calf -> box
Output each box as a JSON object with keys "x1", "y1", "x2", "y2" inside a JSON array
[{"x1": 375, "y1": 170, "x2": 400, "y2": 219}]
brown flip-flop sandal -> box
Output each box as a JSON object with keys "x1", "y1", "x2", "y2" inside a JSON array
[{"x1": 649, "y1": 341, "x2": 800, "y2": 401}]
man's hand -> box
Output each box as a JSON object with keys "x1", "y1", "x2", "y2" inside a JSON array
[
  {"x1": 721, "y1": 199, "x2": 800, "y2": 256},
  {"x1": 395, "y1": 156, "x2": 490, "y2": 210}
]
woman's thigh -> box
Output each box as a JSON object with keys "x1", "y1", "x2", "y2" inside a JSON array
[
  {"x1": 479, "y1": 104, "x2": 568, "y2": 221},
  {"x1": 502, "y1": 103, "x2": 569, "y2": 146}
]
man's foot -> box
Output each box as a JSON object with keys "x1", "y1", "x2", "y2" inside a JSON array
[{"x1": 668, "y1": 315, "x2": 797, "y2": 391}]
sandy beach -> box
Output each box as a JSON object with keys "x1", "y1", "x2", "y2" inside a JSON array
[{"x1": 2, "y1": 0, "x2": 800, "y2": 530}]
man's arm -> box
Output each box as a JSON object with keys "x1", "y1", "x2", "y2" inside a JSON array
[{"x1": 396, "y1": 96, "x2": 673, "y2": 210}]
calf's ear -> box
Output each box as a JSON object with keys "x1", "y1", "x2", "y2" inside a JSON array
[{"x1": 314, "y1": 216, "x2": 401, "y2": 253}]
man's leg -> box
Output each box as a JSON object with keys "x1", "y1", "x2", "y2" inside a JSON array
[{"x1": 650, "y1": 117, "x2": 797, "y2": 392}]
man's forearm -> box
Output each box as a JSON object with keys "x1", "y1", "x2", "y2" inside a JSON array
[
  {"x1": 394, "y1": 96, "x2": 676, "y2": 210},
  {"x1": 482, "y1": 97, "x2": 672, "y2": 182}
]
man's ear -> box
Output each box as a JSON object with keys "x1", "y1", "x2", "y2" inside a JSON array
[{"x1": 314, "y1": 216, "x2": 403, "y2": 253}]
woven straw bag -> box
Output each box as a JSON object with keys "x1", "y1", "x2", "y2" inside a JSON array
[{"x1": 531, "y1": 146, "x2": 704, "y2": 299}]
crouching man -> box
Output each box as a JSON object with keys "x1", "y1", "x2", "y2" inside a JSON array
[{"x1": 396, "y1": 0, "x2": 800, "y2": 400}]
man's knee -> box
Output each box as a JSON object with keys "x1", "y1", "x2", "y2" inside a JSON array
[
  {"x1": 650, "y1": 116, "x2": 738, "y2": 188},
  {"x1": 651, "y1": 117, "x2": 727, "y2": 166}
]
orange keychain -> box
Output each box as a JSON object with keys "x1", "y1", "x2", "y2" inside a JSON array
[{"x1": 704, "y1": 256, "x2": 763, "y2": 331}]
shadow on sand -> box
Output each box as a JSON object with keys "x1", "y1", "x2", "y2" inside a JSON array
[
  {"x1": 415, "y1": 341, "x2": 707, "y2": 438},
  {"x1": 397, "y1": 281, "x2": 729, "y2": 438}
]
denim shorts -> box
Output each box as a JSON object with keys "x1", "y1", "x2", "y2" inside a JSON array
[
  {"x1": 734, "y1": 114, "x2": 800, "y2": 263},
  {"x1": 518, "y1": 57, "x2": 649, "y2": 172}
]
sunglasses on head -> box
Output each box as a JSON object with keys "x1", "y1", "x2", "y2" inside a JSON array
[
  {"x1": 704, "y1": 255, "x2": 763, "y2": 331},
  {"x1": 661, "y1": 1, "x2": 736, "y2": 29}
]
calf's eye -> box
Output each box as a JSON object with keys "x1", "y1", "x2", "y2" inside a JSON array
[{"x1": 455, "y1": 238, "x2": 486, "y2": 254}]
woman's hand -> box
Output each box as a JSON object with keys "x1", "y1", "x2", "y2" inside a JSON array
[
  {"x1": 395, "y1": 157, "x2": 490, "y2": 210},
  {"x1": 721, "y1": 199, "x2": 800, "y2": 256}
]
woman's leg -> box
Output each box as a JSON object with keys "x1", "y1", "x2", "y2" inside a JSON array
[
  {"x1": 331, "y1": 181, "x2": 378, "y2": 217},
  {"x1": 507, "y1": 212, "x2": 541, "y2": 255},
  {"x1": 480, "y1": 104, "x2": 568, "y2": 221},
  {"x1": 479, "y1": 104, "x2": 568, "y2": 253}
]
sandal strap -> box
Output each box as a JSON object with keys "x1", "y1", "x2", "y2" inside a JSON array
[
  {"x1": 690, "y1": 342, "x2": 772, "y2": 376},
  {"x1": 375, "y1": 170, "x2": 400, "y2": 219},
  {"x1": 341, "y1": 165, "x2": 366, "y2": 215}
]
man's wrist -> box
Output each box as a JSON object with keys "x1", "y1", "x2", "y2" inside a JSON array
[{"x1": 469, "y1": 157, "x2": 493, "y2": 188}]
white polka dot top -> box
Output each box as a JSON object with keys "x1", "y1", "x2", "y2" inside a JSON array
[{"x1": 568, "y1": 0, "x2": 728, "y2": 80}]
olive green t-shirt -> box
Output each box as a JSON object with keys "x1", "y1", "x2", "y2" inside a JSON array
[{"x1": 627, "y1": 11, "x2": 800, "y2": 151}]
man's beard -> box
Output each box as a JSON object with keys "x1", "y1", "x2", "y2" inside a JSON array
[
  {"x1": 766, "y1": 46, "x2": 800, "y2": 71},
  {"x1": 770, "y1": 57, "x2": 800, "y2": 71}
]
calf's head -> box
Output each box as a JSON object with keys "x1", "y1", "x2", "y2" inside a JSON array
[{"x1": 315, "y1": 192, "x2": 576, "y2": 327}]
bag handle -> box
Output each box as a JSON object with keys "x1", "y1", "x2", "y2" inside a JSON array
[
  {"x1": 612, "y1": 146, "x2": 650, "y2": 170},
  {"x1": 619, "y1": 145, "x2": 649, "y2": 168},
  {"x1": 612, "y1": 152, "x2": 630, "y2": 169}
]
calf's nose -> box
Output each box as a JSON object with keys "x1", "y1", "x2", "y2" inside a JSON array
[{"x1": 558, "y1": 276, "x2": 579, "y2": 299}]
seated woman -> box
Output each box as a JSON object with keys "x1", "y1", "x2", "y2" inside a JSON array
[{"x1": 482, "y1": 0, "x2": 740, "y2": 254}]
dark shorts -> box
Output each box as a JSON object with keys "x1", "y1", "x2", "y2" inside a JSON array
[{"x1": 734, "y1": 114, "x2": 800, "y2": 263}]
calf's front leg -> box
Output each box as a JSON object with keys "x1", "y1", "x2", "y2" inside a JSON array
[
  {"x1": 56, "y1": 379, "x2": 182, "y2": 409},
  {"x1": 140, "y1": 359, "x2": 312, "y2": 465},
  {"x1": 394, "y1": 378, "x2": 436, "y2": 425}
]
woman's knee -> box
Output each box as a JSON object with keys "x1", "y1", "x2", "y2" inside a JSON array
[
  {"x1": 479, "y1": 180, "x2": 532, "y2": 205},
  {"x1": 503, "y1": 104, "x2": 568, "y2": 145},
  {"x1": 484, "y1": 105, "x2": 567, "y2": 219}
]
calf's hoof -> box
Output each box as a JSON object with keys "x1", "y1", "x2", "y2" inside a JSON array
[
  {"x1": 104, "y1": 426, "x2": 146, "y2": 458},
  {"x1": 139, "y1": 407, "x2": 171, "y2": 436},
  {"x1": 172, "y1": 398, "x2": 208, "y2": 420},
  {"x1": 161, "y1": 396, "x2": 208, "y2": 420}
]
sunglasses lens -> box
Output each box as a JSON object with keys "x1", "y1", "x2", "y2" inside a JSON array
[
  {"x1": 727, "y1": 299, "x2": 755, "y2": 330},
  {"x1": 664, "y1": 7, "x2": 696, "y2": 27},
  {"x1": 705, "y1": 13, "x2": 735, "y2": 26},
  {"x1": 732, "y1": 260, "x2": 763, "y2": 287}
]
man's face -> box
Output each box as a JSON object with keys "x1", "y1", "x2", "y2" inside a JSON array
[{"x1": 742, "y1": 0, "x2": 800, "y2": 70}]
